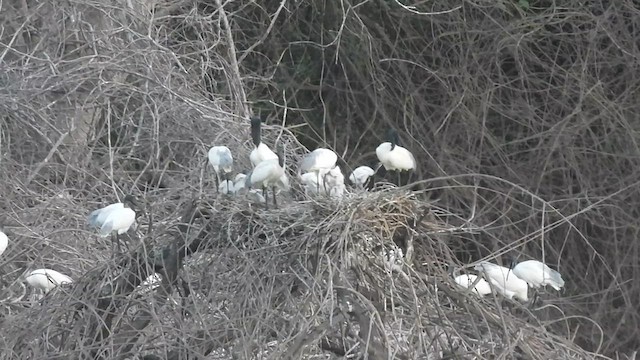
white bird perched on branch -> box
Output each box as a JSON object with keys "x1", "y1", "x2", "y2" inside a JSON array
[
  {"x1": 249, "y1": 116, "x2": 278, "y2": 168},
  {"x1": 376, "y1": 128, "x2": 416, "y2": 186},
  {"x1": 299, "y1": 148, "x2": 338, "y2": 193},
  {"x1": 0, "y1": 225, "x2": 9, "y2": 258},
  {"x1": 474, "y1": 262, "x2": 529, "y2": 301},
  {"x1": 25, "y1": 269, "x2": 73, "y2": 294},
  {"x1": 88, "y1": 195, "x2": 138, "y2": 253},
  {"x1": 454, "y1": 274, "x2": 492, "y2": 297},
  {"x1": 510, "y1": 259, "x2": 565, "y2": 291},
  {"x1": 349, "y1": 166, "x2": 375, "y2": 190},
  {"x1": 208, "y1": 146, "x2": 233, "y2": 193},
  {"x1": 246, "y1": 144, "x2": 285, "y2": 209}
]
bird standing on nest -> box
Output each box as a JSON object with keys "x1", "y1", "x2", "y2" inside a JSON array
[
  {"x1": 249, "y1": 116, "x2": 278, "y2": 168},
  {"x1": 299, "y1": 148, "x2": 338, "y2": 194},
  {"x1": 208, "y1": 146, "x2": 233, "y2": 193},
  {"x1": 349, "y1": 165, "x2": 375, "y2": 190},
  {"x1": 376, "y1": 128, "x2": 416, "y2": 186},
  {"x1": 88, "y1": 195, "x2": 139, "y2": 254},
  {"x1": 246, "y1": 143, "x2": 286, "y2": 209}
]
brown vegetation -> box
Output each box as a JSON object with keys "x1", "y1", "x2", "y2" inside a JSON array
[{"x1": 0, "y1": 0, "x2": 638, "y2": 359}]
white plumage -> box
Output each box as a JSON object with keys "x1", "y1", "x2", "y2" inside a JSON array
[
  {"x1": 246, "y1": 144, "x2": 285, "y2": 208},
  {"x1": 301, "y1": 172, "x2": 324, "y2": 195},
  {"x1": 88, "y1": 202, "x2": 123, "y2": 229},
  {"x1": 98, "y1": 207, "x2": 136, "y2": 237},
  {"x1": 88, "y1": 196, "x2": 137, "y2": 238},
  {"x1": 0, "y1": 226, "x2": 9, "y2": 258},
  {"x1": 207, "y1": 146, "x2": 233, "y2": 175},
  {"x1": 234, "y1": 173, "x2": 273, "y2": 203},
  {"x1": 248, "y1": 159, "x2": 285, "y2": 192},
  {"x1": 250, "y1": 143, "x2": 278, "y2": 167},
  {"x1": 454, "y1": 274, "x2": 492, "y2": 297},
  {"x1": 233, "y1": 173, "x2": 247, "y2": 193},
  {"x1": 349, "y1": 166, "x2": 375, "y2": 188},
  {"x1": 250, "y1": 117, "x2": 278, "y2": 167},
  {"x1": 26, "y1": 269, "x2": 73, "y2": 294},
  {"x1": 276, "y1": 173, "x2": 290, "y2": 193},
  {"x1": 511, "y1": 260, "x2": 565, "y2": 291},
  {"x1": 247, "y1": 189, "x2": 267, "y2": 204},
  {"x1": 301, "y1": 166, "x2": 344, "y2": 197},
  {"x1": 208, "y1": 146, "x2": 233, "y2": 192},
  {"x1": 324, "y1": 166, "x2": 346, "y2": 198},
  {"x1": 299, "y1": 148, "x2": 338, "y2": 175},
  {"x1": 376, "y1": 129, "x2": 416, "y2": 172},
  {"x1": 474, "y1": 262, "x2": 529, "y2": 301}
]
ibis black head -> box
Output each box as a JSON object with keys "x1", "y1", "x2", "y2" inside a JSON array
[
  {"x1": 386, "y1": 128, "x2": 400, "y2": 150},
  {"x1": 123, "y1": 195, "x2": 139, "y2": 210},
  {"x1": 507, "y1": 256, "x2": 518, "y2": 270},
  {"x1": 250, "y1": 116, "x2": 263, "y2": 147}
]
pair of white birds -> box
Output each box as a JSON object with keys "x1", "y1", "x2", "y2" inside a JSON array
[
  {"x1": 299, "y1": 148, "x2": 345, "y2": 197},
  {"x1": 1, "y1": 225, "x2": 74, "y2": 294},
  {"x1": 454, "y1": 260, "x2": 565, "y2": 301},
  {"x1": 208, "y1": 117, "x2": 289, "y2": 208},
  {"x1": 22, "y1": 195, "x2": 141, "y2": 295}
]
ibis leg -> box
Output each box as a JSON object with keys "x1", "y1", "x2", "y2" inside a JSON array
[
  {"x1": 272, "y1": 186, "x2": 278, "y2": 208},
  {"x1": 263, "y1": 186, "x2": 269, "y2": 210},
  {"x1": 397, "y1": 172, "x2": 401, "y2": 187},
  {"x1": 215, "y1": 173, "x2": 220, "y2": 193},
  {"x1": 110, "y1": 232, "x2": 122, "y2": 257}
]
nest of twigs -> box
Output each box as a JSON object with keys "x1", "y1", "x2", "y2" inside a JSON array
[{"x1": 0, "y1": 188, "x2": 592, "y2": 359}]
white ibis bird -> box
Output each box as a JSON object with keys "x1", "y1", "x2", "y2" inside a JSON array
[
  {"x1": 301, "y1": 172, "x2": 324, "y2": 196},
  {"x1": 233, "y1": 173, "x2": 271, "y2": 203},
  {"x1": 25, "y1": 269, "x2": 73, "y2": 294},
  {"x1": 299, "y1": 148, "x2": 338, "y2": 193},
  {"x1": 349, "y1": 166, "x2": 375, "y2": 190},
  {"x1": 88, "y1": 195, "x2": 138, "y2": 253},
  {"x1": 376, "y1": 128, "x2": 416, "y2": 186},
  {"x1": 249, "y1": 116, "x2": 278, "y2": 167},
  {"x1": 474, "y1": 262, "x2": 529, "y2": 301},
  {"x1": 510, "y1": 259, "x2": 565, "y2": 291},
  {"x1": 246, "y1": 144, "x2": 285, "y2": 209},
  {"x1": 324, "y1": 166, "x2": 346, "y2": 198},
  {"x1": 454, "y1": 274, "x2": 492, "y2": 297},
  {"x1": 208, "y1": 146, "x2": 233, "y2": 193},
  {"x1": 233, "y1": 173, "x2": 247, "y2": 193},
  {"x1": 0, "y1": 225, "x2": 8, "y2": 258}
]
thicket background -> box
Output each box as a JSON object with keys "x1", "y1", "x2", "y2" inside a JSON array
[{"x1": 0, "y1": 0, "x2": 638, "y2": 359}]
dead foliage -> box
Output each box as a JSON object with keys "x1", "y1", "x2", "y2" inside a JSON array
[{"x1": 0, "y1": 0, "x2": 637, "y2": 359}]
